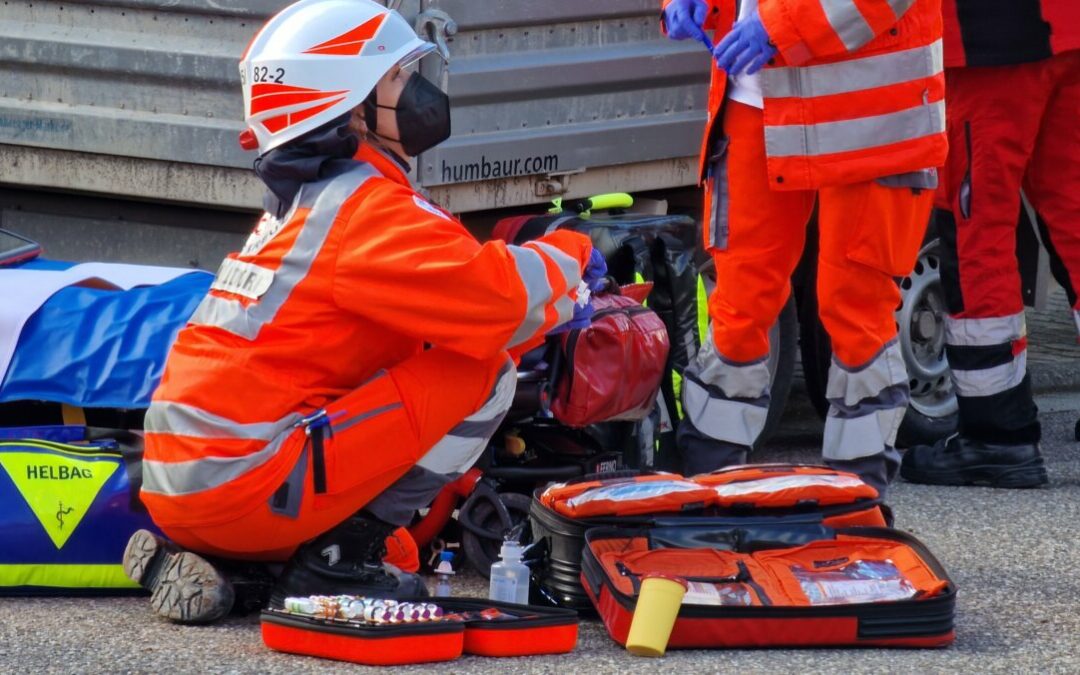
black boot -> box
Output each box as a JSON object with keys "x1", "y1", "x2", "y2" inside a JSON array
[
  {"x1": 676, "y1": 419, "x2": 749, "y2": 476},
  {"x1": 269, "y1": 512, "x2": 427, "y2": 607},
  {"x1": 123, "y1": 529, "x2": 235, "y2": 624},
  {"x1": 900, "y1": 435, "x2": 1048, "y2": 488}
]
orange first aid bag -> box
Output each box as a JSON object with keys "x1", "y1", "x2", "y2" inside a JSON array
[{"x1": 582, "y1": 524, "x2": 955, "y2": 650}]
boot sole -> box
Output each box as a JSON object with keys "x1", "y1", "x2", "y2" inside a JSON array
[
  {"x1": 901, "y1": 456, "x2": 1049, "y2": 488},
  {"x1": 123, "y1": 529, "x2": 234, "y2": 624}
]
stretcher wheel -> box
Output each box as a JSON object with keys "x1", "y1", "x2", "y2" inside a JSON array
[{"x1": 460, "y1": 491, "x2": 532, "y2": 578}]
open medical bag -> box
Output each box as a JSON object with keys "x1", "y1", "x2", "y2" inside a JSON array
[
  {"x1": 260, "y1": 598, "x2": 579, "y2": 666},
  {"x1": 582, "y1": 522, "x2": 955, "y2": 649},
  {"x1": 530, "y1": 464, "x2": 890, "y2": 610},
  {"x1": 0, "y1": 425, "x2": 156, "y2": 594}
]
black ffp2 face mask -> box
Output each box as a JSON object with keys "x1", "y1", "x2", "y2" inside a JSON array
[{"x1": 367, "y1": 72, "x2": 451, "y2": 157}]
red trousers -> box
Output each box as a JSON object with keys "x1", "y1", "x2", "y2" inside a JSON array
[{"x1": 938, "y1": 51, "x2": 1080, "y2": 443}]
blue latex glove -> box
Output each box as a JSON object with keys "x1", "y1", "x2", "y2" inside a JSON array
[
  {"x1": 582, "y1": 247, "x2": 608, "y2": 292},
  {"x1": 713, "y1": 11, "x2": 777, "y2": 76},
  {"x1": 663, "y1": 0, "x2": 713, "y2": 50},
  {"x1": 549, "y1": 249, "x2": 607, "y2": 334}
]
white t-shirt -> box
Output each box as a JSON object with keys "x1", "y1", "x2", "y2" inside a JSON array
[{"x1": 727, "y1": 0, "x2": 764, "y2": 109}]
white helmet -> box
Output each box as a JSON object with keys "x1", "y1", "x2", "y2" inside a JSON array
[{"x1": 239, "y1": 0, "x2": 436, "y2": 154}]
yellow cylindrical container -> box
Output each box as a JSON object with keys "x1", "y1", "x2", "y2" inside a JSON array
[{"x1": 625, "y1": 573, "x2": 688, "y2": 657}]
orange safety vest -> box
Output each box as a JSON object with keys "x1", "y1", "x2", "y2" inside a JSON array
[
  {"x1": 665, "y1": 0, "x2": 947, "y2": 190},
  {"x1": 141, "y1": 145, "x2": 591, "y2": 528}
]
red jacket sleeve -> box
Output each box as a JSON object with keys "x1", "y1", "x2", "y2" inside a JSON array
[
  {"x1": 332, "y1": 180, "x2": 592, "y2": 360},
  {"x1": 759, "y1": 0, "x2": 918, "y2": 65}
]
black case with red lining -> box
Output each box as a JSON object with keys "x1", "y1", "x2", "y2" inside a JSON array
[
  {"x1": 581, "y1": 523, "x2": 956, "y2": 649},
  {"x1": 260, "y1": 598, "x2": 578, "y2": 666}
]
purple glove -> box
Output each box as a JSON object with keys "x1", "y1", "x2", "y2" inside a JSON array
[
  {"x1": 663, "y1": 0, "x2": 713, "y2": 50},
  {"x1": 713, "y1": 11, "x2": 777, "y2": 76},
  {"x1": 583, "y1": 247, "x2": 608, "y2": 292}
]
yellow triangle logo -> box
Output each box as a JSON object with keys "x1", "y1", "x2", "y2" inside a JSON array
[{"x1": 0, "y1": 452, "x2": 118, "y2": 549}]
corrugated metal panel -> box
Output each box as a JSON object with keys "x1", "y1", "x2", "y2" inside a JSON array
[
  {"x1": 0, "y1": 0, "x2": 281, "y2": 169},
  {"x1": 0, "y1": 0, "x2": 709, "y2": 203},
  {"x1": 419, "y1": 0, "x2": 710, "y2": 187}
]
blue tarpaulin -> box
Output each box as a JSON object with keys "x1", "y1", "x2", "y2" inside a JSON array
[{"x1": 1, "y1": 261, "x2": 210, "y2": 408}]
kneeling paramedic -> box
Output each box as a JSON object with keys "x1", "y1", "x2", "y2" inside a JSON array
[
  {"x1": 663, "y1": 0, "x2": 946, "y2": 496},
  {"x1": 123, "y1": 0, "x2": 599, "y2": 624}
]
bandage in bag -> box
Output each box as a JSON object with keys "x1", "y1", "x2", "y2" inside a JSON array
[{"x1": 0, "y1": 426, "x2": 157, "y2": 594}]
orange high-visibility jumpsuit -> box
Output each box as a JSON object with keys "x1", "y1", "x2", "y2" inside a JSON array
[
  {"x1": 665, "y1": 0, "x2": 945, "y2": 490},
  {"x1": 141, "y1": 145, "x2": 591, "y2": 560}
]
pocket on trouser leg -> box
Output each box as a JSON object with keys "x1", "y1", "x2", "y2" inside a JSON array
[
  {"x1": 704, "y1": 137, "x2": 731, "y2": 254},
  {"x1": 845, "y1": 181, "x2": 933, "y2": 277},
  {"x1": 314, "y1": 372, "x2": 419, "y2": 507}
]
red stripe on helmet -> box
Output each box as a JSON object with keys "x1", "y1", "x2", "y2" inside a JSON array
[
  {"x1": 250, "y1": 88, "x2": 348, "y2": 115},
  {"x1": 259, "y1": 96, "x2": 346, "y2": 135},
  {"x1": 302, "y1": 14, "x2": 385, "y2": 56}
]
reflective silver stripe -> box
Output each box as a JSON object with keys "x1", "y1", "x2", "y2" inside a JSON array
[
  {"x1": 507, "y1": 246, "x2": 555, "y2": 347},
  {"x1": 888, "y1": 0, "x2": 916, "y2": 18},
  {"x1": 418, "y1": 359, "x2": 514, "y2": 474},
  {"x1": 142, "y1": 430, "x2": 294, "y2": 497},
  {"x1": 529, "y1": 240, "x2": 581, "y2": 292},
  {"x1": 709, "y1": 144, "x2": 730, "y2": 251},
  {"x1": 822, "y1": 342, "x2": 908, "y2": 461},
  {"x1": 945, "y1": 313, "x2": 1025, "y2": 347},
  {"x1": 332, "y1": 403, "x2": 404, "y2": 433},
  {"x1": 190, "y1": 165, "x2": 379, "y2": 340},
  {"x1": 761, "y1": 39, "x2": 943, "y2": 99},
  {"x1": 689, "y1": 331, "x2": 771, "y2": 399},
  {"x1": 765, "y1": 99, "x2": 945, "y2": 158},
  {"x1": 145, "y1": 401, "x2": 302, "y2": 440},
  {"x1": 681, "y1": 377, "x2": 769, "y2": 447},
  {"x1": 553, "y1": 295, "x2": 575, "y2": 328},
  {"x1": 819, "y1": 0, "x2": 875, "y2": 51},
  {"x1": 952, "y1": 350, "x2": 1027, "y2": 397},
  {"x1": 823, "y1": 406, "x2": 905, "y2": 461},
  {"x1": 826, "y1": 341, "x2": 906, "y2": 408}
]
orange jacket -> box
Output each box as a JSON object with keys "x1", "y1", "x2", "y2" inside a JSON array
[
  {"x1": 664, "y1": 0, "x2": 947, "y2": 189},
  {"x1": 142, "y1": 145, "x2": 590, "y2": 527}
]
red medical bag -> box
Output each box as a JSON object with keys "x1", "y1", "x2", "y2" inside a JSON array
[
  {"x1": 582, "y1": 524, "x2": 956, "y2": 649},
  {"x1": 260, "y1": 598, "x2": 578, "y2": 666},
  {"x1": 550, "y1": 288, "x2": 669, "y2": 427}
]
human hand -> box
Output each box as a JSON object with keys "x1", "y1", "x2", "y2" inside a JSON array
[
  {"x1": 663, "y1": 0, "x2": 713, "y2": 50},
  {"x1": 582, "y1": 247, "x2": 608, "y2": 292},
  {"x1": 712, "y1": 11, "x2": 776, "y2": 76}
]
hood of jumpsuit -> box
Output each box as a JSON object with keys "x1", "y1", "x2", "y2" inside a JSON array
[{"x1": 253, "y1": 113, "x2": 361, "y2": 219}]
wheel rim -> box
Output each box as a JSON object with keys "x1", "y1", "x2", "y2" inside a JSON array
[{"x1": 896, "y1": 240, "x2": 957, "y2": 418}]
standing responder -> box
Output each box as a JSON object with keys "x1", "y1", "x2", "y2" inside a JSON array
[
  {"x1": 662, "y1": 0, "x2": 946, "y2": 496},
  {"x1": 123, "y1": 0, "x2": 600, "y2": 624},
  {"x1": 901, "y1": 1, "x2": 1079, "y2": 488}
]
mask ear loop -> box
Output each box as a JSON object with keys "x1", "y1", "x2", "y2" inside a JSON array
[{"x1": 363, "y1": 89, "x2": 379, "y2": 134}]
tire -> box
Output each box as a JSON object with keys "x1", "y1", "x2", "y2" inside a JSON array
[
  {"x1": 698, "y1": 260, "x2": 798, "y2": 448},
  {"x1": 894, "y1": 239, "x2": 958, "y2": 447},
  {"x1": 797, "y1": 239, "x2": 958, "y2": 446},
  {"x1": 460, "y1": 491, "x2": 533, "y2": 579}
]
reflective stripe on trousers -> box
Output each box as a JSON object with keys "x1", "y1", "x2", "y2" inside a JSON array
[
  {"x1": 823, "y1": 340, "x2": 909, "y2": 462},
  {"x1": 680, "y1": 329, "x2": 771, "y2": 447},
  {"x1": 142, "y1": 402, "x2": 306, "y2": 497},
  {"x1": 416, "y1": 358, "x2": 516, "y2": 474},
  {"x1": 945, "y1": 313, "x2": 1028, "y2": 397}
]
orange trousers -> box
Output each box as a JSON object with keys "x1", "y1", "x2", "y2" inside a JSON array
[
  {"x1": 159, "y1": 347, "x2": 510, "y2": 561},
  {"x1": 707, "y1": 101, "x2": 934, "y2": 368}
]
